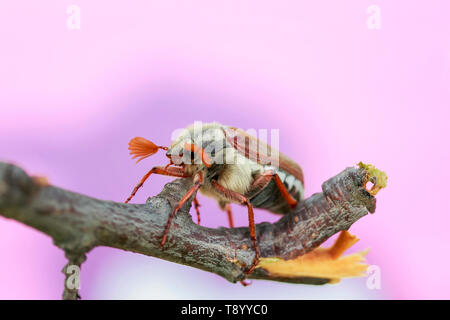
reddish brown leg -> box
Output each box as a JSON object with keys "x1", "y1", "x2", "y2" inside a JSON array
[
  {"x1": 211, "y1": 181, "x2": 260, "y2": 278},
  {"x1": 272, "y1": 173, "x2": 298, "y2": 208},
  {"x1": 193, "y1": 196, "x2": 201, "y2": 225},
  {"x1": 161, "y1": 172, "x2": 203, "y2": 247},
  {"x1": 250, "y1": 170, "x2": 298, "y2": 208},
  {"x1": 225, "y1": 203, "x2": 234, "y2": 228},
  {"x1": 125, "y1": 166, "x2": 189, "y2": 203}
]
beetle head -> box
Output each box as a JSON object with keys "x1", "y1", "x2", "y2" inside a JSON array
[{"x1": 166, "y1": 141, "x2": 212, "y2": 168}]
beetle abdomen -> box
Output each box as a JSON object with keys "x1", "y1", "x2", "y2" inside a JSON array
[{"x1": 248, "y1": 168, "x2": 304, "y2": 214}]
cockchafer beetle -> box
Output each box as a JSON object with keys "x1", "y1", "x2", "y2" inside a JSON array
[{"x1": 125, "y1": 122, "x2": 304, "y2": 282}]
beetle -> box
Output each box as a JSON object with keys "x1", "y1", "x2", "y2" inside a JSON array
[{"x1": 125, "y1": 122, "x2": 304, "y2": 281}]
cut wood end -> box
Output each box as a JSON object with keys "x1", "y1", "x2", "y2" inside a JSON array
[{"x1": 358, "y1": 162, "x2": 387, "y2": 196}]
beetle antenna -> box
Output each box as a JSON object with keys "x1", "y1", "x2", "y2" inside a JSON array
[{"x1": 128, "y1": 137, "x2": 168, "y2": 163}]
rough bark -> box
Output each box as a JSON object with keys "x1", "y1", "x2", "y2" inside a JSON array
[{"x1": 0, "y1": 162, "x2": 377, "y2": 298}]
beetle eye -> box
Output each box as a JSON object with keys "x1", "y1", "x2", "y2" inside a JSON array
[{"x1": 178, "y1": 150, "x2": 195, "y2": 163}]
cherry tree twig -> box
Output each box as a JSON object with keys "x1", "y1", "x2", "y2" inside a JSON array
[{"x1": 0, "y1": 162, "x2": 379, "y2": 299}]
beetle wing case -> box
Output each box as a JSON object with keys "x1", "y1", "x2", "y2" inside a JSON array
[{"x1": 222, "y1": 126, "x2": 304, "y2": 185}]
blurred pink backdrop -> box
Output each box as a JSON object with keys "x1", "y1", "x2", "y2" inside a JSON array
[{"x1": 1, "y1": 0, "x2": 449, "y2": 299}]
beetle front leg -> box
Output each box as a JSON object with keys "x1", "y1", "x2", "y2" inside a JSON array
[
  {"x1": 125, "y1": 166, "x2": 190, "y2": 203},
  {"x1": 161, "y1": 172, "x2": 203, "y2": 247}
]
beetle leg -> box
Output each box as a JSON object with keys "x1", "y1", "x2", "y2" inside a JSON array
[
  {"x1": 225, "y1": 203, "x2": 234, "y2": 228},
  {"x1": 211, "y1": 181, "x2": 260, "y2": 277},
  {"x1": 161, "y1": 172, "x2": 203, "y2": 247},
  {"x1": 272, "y1": 173, "x2": 298, "y2": 208},
  {"x1": 193, "y1": 196, "x2": 201, "y2": 225},
  {"x1": 249, "y1": 170, "x2": 298, "y2": 209},
  {"x1": 219, "y1": 201, "x2": 235, "y2": 228},
  {"x1": 125, "y1": 166, "x2": 190, "y2": 203}
]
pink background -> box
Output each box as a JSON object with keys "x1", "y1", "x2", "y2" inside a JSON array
[{"x1": 1, "y1": 0, "x2": 449, "y2": 299}]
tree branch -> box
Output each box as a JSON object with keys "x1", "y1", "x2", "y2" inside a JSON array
[{"x1": 0, "y1": 161, "x2": 379, "y2": 298}]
